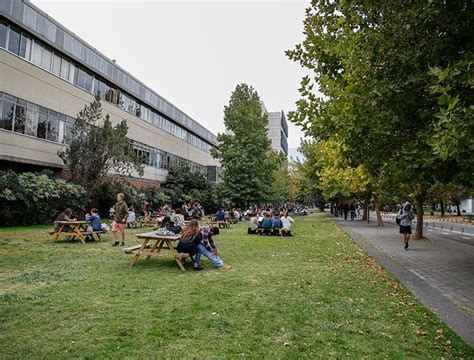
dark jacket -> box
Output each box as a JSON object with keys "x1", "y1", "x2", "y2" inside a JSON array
[
  {"x1": 176, "y1": 232, "x2": 202, "y2": 255},
  {"x1": 114, "y1": 201, "x2": 129, "y2": 224}
]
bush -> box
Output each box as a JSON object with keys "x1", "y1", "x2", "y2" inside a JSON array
[{"x1": 0, "y1": 171, "x2": 87, "y2": 226}]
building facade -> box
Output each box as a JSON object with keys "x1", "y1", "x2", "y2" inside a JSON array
[
  {"x1": 260, "y1": 102, "x2": 288, "y2": 155},
  {"x1": 0, "y1": 0, "x2": 220, "y2": 186}
]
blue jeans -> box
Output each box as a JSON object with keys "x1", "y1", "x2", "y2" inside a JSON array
[{"x1": 194, "y1": 244, "x2": 224, "y2": 268}]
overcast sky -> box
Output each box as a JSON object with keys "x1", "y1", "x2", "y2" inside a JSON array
[{"x1": 32, "y1": 0, "x2": 309, "y2": 150}]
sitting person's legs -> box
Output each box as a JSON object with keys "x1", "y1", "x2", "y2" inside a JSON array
[{"x1": 194, "y1": 244, "x2": 224, "y2": 268}]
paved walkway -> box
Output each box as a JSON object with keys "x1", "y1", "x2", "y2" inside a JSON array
[{"x1": 332, "y1": 215, "x2": 474, "y2": 347}]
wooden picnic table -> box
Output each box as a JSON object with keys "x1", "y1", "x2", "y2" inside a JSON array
[
  {"x1": 51, "y1": 221, "x2": 89, "y2": 245},
  {"x1": 128, "y1": 231, "x2": 193, "y2": 271}
]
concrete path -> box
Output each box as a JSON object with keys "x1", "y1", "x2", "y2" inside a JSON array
[{"x1": 332, "y1": 215, "x2": 474, "y2": 347}]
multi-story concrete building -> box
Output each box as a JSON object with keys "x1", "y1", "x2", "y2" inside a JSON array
[
  {"x1": 0, "y1": 0, "x2": 220, "y2": 186},
  {"x1": 261, "y1": 102, "x2": 288, "y2": 155}
]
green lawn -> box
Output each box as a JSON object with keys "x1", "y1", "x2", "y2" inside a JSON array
[{"x1": 0, "y1": 213, "x2": 472, "y2": 358}]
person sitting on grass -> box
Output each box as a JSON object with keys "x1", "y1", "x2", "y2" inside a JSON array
[
  {"x1": 247, "y1": 213, "x2": 260, "y2": 234},
  {"x1": 281, "y1": 212, "x2": 295, "y2": 237},
  {"x1": 176, "y1": 220, "x2": 231, "y2": 271},
  {"x1": 260, "y1": 212, "x2": 273, "y2": 235}
]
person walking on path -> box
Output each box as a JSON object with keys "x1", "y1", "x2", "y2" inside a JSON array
[
  {"x1": 397, "y1": 201, "x2": 415, "y2": 250},
  {"x1": 112, "y1": 193, "x2": 129, "y2": 246}
]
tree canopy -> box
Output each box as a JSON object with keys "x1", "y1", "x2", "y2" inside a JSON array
[
  {"x1": 287, "y1": 0, "x2": 474, "y2": 237},
  {"x1": 211, "y1": 84, "x2": 280, "y2": 207},
  {"x1": 58, "y1": 96, "x2": 143, "y2": 190}
]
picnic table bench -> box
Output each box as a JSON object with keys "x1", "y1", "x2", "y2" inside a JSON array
[
  {"x1": 49, "y1": 221, "x2": 105, "y2": 245},
  {"x1": 256, "y1": 228, "x2": 283, "y2": 236},
  {"x1": 127, "y1": 231, "x2": 193, "y2": 271}
]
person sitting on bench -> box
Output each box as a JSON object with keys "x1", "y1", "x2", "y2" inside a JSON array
[
  {"x1": 272, "y1": 213, "x2": 283, "y2": 235},
  {"x1": 85, "y1": 208, "x2": 102, "y2": 241},
  {"x1": 260, "y1": 212, "x2": 273, "y2": 235},
  {"x1": 248, "y1": 213, "x2": 260, "y2": 234},
  {"x1": 281, "y1": 212, "x2": 295, "y2": 236}
]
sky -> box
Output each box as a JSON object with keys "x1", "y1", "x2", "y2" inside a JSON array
[{"x1": 32, "y1": 0, "x2": 309, "y2": 150}]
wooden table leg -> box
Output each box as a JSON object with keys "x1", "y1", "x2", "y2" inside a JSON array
[
  {"x1": 166, "y1": 239, "x2": 186, "y2": 271},
  {"x1": 53, "y1": 224, "x2": 64, "y2": 243},
  {"x1": 129, "y1": 238, "x2": 150, "y2": 268},
  {"x1": 74, "y1": 225, "x2": 86, "y2": 245},
  {"x1": 146, "y1": 240, "x2": 164, "y2": 262}
]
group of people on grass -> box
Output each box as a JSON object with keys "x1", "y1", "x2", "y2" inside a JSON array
[
  {"x1": 55, "y1": 193, "x2": 231, "y2": 271},
  {"x1": 213, "y1": 208, "x2": 243, "y2": 223},
  {"x1": 248, "y1": 209, "x2": 295, "y2": 236}
]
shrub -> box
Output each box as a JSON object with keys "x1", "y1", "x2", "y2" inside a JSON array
[{"x1": 0, "y1": 171, "x2": 87, "y2": 226}]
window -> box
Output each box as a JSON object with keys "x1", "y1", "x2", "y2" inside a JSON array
[
  {"x1": 19, "y1": 33, "x2": 31, "y2": 59},
  {"x1": 64, "y1": 117, "x2": 74, "y2": 144},
  {"x1": 0, "y1": 98, "x2": 14, "y2": 131},
  {"x1": 35, "y1": 13, "x2": 46, "y2": 35},
  {"x1": 41, "y1": 47, "x2": 52, "y2": 71},
  {"x1": 46, "y1": 110, "x2": 58, "y2": 142},
  {"x1": 31, "y1": 41, "x2": 42, "y2": 66},
  {"x1": 0, "y1": 20, "x2": 7, "y2": 48},
  {"x1": 0, "y1": 0, "x2": 12, "y2": 14},
  {"x1": 13, "y1": 99, "x2": 26, "y2": 134},
  {"x1": 23, "y1": 5, "x2": 36, "y2": 29},
  {"x1": 60, "y1": 58, "x2": 69, "y2": 80},
  {"x1": 44, "y1": 20, "x2": 56, "y2": 43},
  {"x1": 11, "y1": 0, "x2": 24, "y2": 21},
  {"x1": 51, "y1": 53, "x2": 61, "y2": 76},
  {"x1": 68, "y1": 63, "x2": 76, "y2": 83},
  {"x1": 58, "y1": 117, "x2": 65, "y2": 144},
  {"x1": 25, "y1": 103, "x2": 38, "y2": 136},
  {"x1": 7, "y1": 26, "x2": 20, "y2": 55},
  {"x1": 37, "y1": 107, "x2": 48, "y2": 139},
  {"x1": 75, "y1": 67, "x2": 86, "y2": 89},
  {"x1": 84, "y1": 72, "x2": 93, "y2": 93}
]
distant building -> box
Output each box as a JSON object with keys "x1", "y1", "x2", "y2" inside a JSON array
[
  {"x1": 224, "y1": 101, "x2": 289, "y2": 156},
  {"x1": 261, "y1": 102, "x2": 288, "y2": 155}
]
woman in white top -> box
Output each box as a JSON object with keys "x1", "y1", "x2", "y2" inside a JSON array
[{"x1": 281, "y1": 212, "x2": 295, "y2": 236}]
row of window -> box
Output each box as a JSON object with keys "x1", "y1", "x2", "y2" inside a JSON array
[
  {"x1": 0, "y1": 91, "x2": 209, "y2": 175},
  {"x1": 0, "y1": 0, "x2": 216, "y2": 144},
  {"x1": 0, "y1": 92, "x2": 74, "y2": 143},
  {"x1": 0, "y1": 19, "x2": 213, "y2": 153},
  {"x1": 132, "y1": 141, "x2": 207, "y2": 175}
]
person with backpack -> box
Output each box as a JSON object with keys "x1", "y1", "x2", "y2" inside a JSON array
[{"x1": 396, "y1": 201, "x2": 415, "y2": 250}]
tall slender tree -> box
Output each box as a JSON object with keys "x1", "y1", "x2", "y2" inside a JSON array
[{"x1": 211, "y1": 84, "x2": 279, "y2": 207}]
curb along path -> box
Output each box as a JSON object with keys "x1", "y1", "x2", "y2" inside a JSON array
[{"x1": 331, "y1": 215, "x2": 474, "y2": 347}]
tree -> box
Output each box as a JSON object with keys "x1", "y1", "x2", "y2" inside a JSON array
[
  {"x1": 211, "y1": 84, "x2": 279, "y2": 207},
  {"x1": 163, "y1": 164, "x2": 213, "y2": 209},
  {"x1": 58, "y1": 95, "x2": 143, "y2": 190},
  {"x1": 287, "y1": 1, "x2": 473, "y2": 238}
]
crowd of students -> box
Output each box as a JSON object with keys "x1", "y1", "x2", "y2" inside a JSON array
[{"x1": 248, "y1": 209, "x2": 295, "y2": 236}]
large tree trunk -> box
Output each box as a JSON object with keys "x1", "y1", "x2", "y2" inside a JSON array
[
  {"x1": 455, "y1": 202, "x2": 461, "y2": 216},
  {"x1": 373, "y1": 193, "x2": 384, "y2": 227},
  {"x1": 414, "y1": 195, "x2": 424, "y2": 240},
  {"x1": 440, "y1": 200, "x2": 445, "y2": 217}
]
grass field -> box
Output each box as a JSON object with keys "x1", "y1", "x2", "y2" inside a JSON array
[{"x1": 0, "y1": 213, "x2": 472, "y2": 359}]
